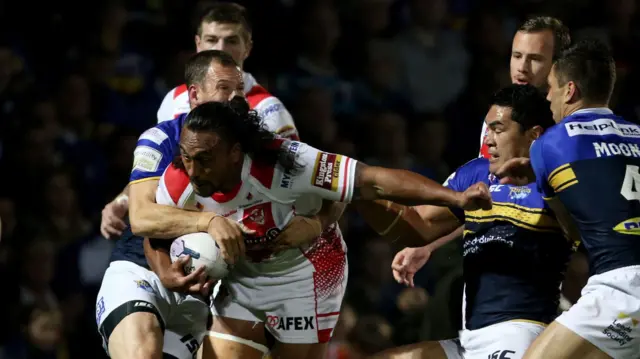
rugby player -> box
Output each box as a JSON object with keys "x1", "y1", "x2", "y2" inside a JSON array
[
  {"x1": 148, "y1": 100, "x2": 492, "y2": 359},
  {"x1": 156, "y1": 2, "x2": 298, "y2": 140},
  {"x1": 497, "y1": 40, "x2": 640, "y2": 359},
  {"x1": 95, "y1": 51, "x2": 335, "y2": 359},
  {"x1": 371, "y1": 84, "x2": 572, "y2": 359},
  {"x1": 99, "y1": 2, "x2": 299, "y2": 242}
]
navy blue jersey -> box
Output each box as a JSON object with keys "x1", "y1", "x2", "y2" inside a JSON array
[
  {"x1": 445, "y1": 158, "x2": 571, "y2": 330},
  {"x1": 110, "y1": 114, "x2": 187, "y2": 267},
  {"x1": 530, "y1": 108, "x2": 640, "y2": 275}
]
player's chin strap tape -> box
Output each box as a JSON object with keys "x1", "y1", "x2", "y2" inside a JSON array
[
  {"x1": 206, "y1": 331, "x2": 269, "y2": 354},
  {"x1": 99, "y1": 300, "x2": 166, "y2": 341}
]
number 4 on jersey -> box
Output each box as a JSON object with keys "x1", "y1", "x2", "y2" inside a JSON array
[{"x1": 621, "y1": 165, "x2": 640, "y2": 201}]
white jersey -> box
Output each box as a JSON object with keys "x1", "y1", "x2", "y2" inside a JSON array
[
  {"x1": 156, "y1": 140, "x2": 357, "y2": 264},
  {"x1": 157, "y1": 72, "x2": 299, "y2": 140}
]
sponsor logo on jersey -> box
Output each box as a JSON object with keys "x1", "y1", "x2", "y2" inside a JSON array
[
  {"x1": 248, "y1": 207, "x2": 265, "y2": 225},
  {"x1": 132, "y1": 146, "x2": 163, "y2": 173},
  {"x1": 602, "y1": 313, "x2": 638, "y2": 346},
  {"x1": 96, "y1": 297, "x2": 105, "y2": 324},
  {"x1": 613, "y1": 217, "x2": 640, "y2": 235},
  {"x1": 260, "y1": 103, "x2": 284, "y2": 118},
  {"x1": 508, "y1": 186, "x2": 531, "y2": 199},
  {"x1": 280, "y1": 142, "x2": 300, "y2": 188},
  {"x1": 266, "y1": 315, "x2": 315, "y2": 331},
  {"x1": 565, "y1": 118, "x2": 640, "y2": 138},
  {"x1": 134, "y1": 280, "x2": 155, "y2": 293},
  {"x1": 312, "y1": 152, "x2": 342, "y2": 191},
  {"x1": 139, "y1": 128, "x2": 169, "y2": 145}
]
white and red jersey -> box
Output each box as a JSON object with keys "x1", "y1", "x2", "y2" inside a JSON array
[
  {"x1": 156, "y1": 140, "x2": 357, "y2": 265},
  {"x1": 157, "y1": 72, "x2": 299, "y2": 140},
  {"x1": 479, "y1": 121, "x2": 490, "y2": 159}
]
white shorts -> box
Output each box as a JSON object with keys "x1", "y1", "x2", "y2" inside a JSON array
[
  {"x1": 96, "y1": 261, "x2": 210, "y2": 359},
  {"x1": 439, "y1": 321, "x2": 546, "y2": 359},
  {"x1": 555, "y1": 265, "x2": 640, "y2": 358},
  {"x1": 212, "y1": 236, "x2": 348, "y2": 344}
]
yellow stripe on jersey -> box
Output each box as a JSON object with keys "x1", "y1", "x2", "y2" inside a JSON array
[
  {"x1": 129, "y1": 176, "x2": 161, "y2": 185},
  {"x1": 463, "y1": 229, "x2": 475, "y2": 238},
  {"x1": 548, "y1": 164, "x2": 578, "y2": 193},
  {"x1": 465, "y1": 201, "x2": 560, "y2": 232}
]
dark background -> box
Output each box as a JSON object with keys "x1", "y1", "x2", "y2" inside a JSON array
[{"x1": 0, "y1": 0, "x2": 638, "y2": 358}]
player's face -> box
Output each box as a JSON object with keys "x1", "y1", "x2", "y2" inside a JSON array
[
  {"x1": 510, "y1": 30, "x2": 555, "y2": 90},
  {"x1": 546, "y1": 66, "x2": 566, "y2": 123},
  {"x1": 188, "y1": 62, "x2": 245, "y2": 109},
  {"x1": 484, "y1": 105, "x2": 539, "y2": 173},
  {"x1": 196, "y1": 21, "x2": 252, "y2": 68},
  {"x1": 179, "y1": 128, "x2": 243, "y2": 197}
]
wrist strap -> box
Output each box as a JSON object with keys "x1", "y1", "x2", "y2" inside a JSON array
[
  {"x1": 379, "y1": 201, "x2": 404, "y2": 236},
  {"x1": 197, "y1": 213, "x2": 218, "y2": 232}
]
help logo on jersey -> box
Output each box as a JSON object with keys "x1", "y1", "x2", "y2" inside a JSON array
[{"x1": 312, "y1": 152, "x2": 342, "y2": 191}]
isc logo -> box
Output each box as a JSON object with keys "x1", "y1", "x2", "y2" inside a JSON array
[
  {"x1": 613, "y1": 217, "x2": 640, "y2": 235},
  {"x1": 490, "y1": 185, "x2": 504, "y2": 192}
]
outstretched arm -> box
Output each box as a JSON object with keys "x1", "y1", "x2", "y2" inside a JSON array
[{"x1": 352, "y1": 162, "x2": 491, "y2": 209}]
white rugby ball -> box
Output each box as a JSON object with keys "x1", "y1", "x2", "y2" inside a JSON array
[{"x1": 170, "y1": 233, "x2": 229, "y2": 279}]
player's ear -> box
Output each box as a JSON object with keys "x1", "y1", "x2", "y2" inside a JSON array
[
  {"x1": 188, "y1": 85, "x2": 199, "y2": 106},
  {"x1": 566, "y1": 81, "x2": 577, "y2": 103},
  {"x1": 229, "y1": 142, "x2": 242, "y2": 163},
  {"x1": 194, "y1": 35, "x2": 202, "y2": 51},
  {"x1": 528, "y1": 125, "x2": 544, "y2": 141}
]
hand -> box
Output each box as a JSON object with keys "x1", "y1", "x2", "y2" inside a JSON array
[
  {"x1": 392, "y1": 247, "x2": 432, "y2": 287},
  {"x1": 271, "y1": 216, "x2": 323, "y2": 253},
  {"x1": 457, "y1": 182, "x2": 492, "y2": 211},
  {"x1": 207, "y1": 216, "x2": 256, "y2": 265},
  {"x1": 158, "y1": 255, "x2": 215, "y2": 296},
  {"x1": 100, "y1": 198, "x2": 129, "y2": 239},
  {"x1": 496, "y1": 157, "x2": 535, "y2": 185}
]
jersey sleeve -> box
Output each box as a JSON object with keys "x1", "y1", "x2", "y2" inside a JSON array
[
  {"x1": 529, "y1": 138, "x2": 555, "y2": 199},
  {"x1": 129, "y1": 126, "x2": 176, "y2": 184},
  {"x1": 256, "y1": 97, "x2": 300, "y2": 140},
  {"x1": 155, "y1": 164, "x2": 191, "y2": 208},
  {"x1": 277, "y1": 141, "x2": 357, "y2": 203},
  {"x1": 157, "y1": 89, "x2": 175, "y2": 123},
  {"x1": 443, "y1": 169, "x2": 466, "y2": 220}
]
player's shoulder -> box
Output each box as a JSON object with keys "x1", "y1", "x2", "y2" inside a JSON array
[
  {"x1": 160, "y1": 163, "x2": 191, "y2": 205},
  {"x1": 457, "y1": 157, "x2": 490, "y2": 176},
  {"x1": 139, "y1": 113, "x2": 185, "y2": 146},
  {"x1": 445, "y1": 158, "x2": 490, "y2": 189}
]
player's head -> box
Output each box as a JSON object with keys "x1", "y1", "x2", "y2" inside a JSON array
[
  {"x1": 178, "y1": 99, "x2": 294, "y2": 197},
  {"x1": 511, "y1": 16, "x2": 570, "y2": 90},
  {"x1": 185, "y1": 49, "x2": 245, "y2": 109},
  {"x1": 547, "y1": 39, "x2": 616, "y2": 123},
  {"x1": 484, "y1": 84, "x2": 554, "y2": 174},
  {"x1": 195, "y1": 2, "x2": 252, "y2": 68}
]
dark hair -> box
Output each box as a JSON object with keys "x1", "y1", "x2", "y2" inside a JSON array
[
  {"x1": 184, "y1": 50, "x2": 238, "y2": 87},
  {"x1": 491, "y1": 84, "x2": 555, "y2": 131},
  {"x1": 519, "y1": 16, "x2": 571, "y2": 59},
  {"x1": 182, "y1": 98, "x2": 297, "y2": 171},
  {"x1": 554, "y1": 39, "x2": 616, "y2": 105},
  {"x1": 196, "y1": 2, "x2": 252, "y2": 40}
]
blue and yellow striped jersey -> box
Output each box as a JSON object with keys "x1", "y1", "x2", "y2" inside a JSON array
[
  {"x1": 530, "y1": 108, "x2": 640, "y2": 275},
  {"x1": 445, "y1": 158, "x2": 571, "y2": 330}
]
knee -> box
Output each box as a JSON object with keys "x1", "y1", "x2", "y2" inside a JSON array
[{"x1": 108, "y1": 312, "x2": 164, "y2": 359}]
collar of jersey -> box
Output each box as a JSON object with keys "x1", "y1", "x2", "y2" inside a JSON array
[{"x1": 560, "y1": 107, "x2": 614, "y2": 124}]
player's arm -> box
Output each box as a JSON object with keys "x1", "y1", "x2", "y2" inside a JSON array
[
  {"x1": 128, "y1": 179, "x2": 217, "y2": 239},
  {"x1": 287, "y1": 142, "x2": 491, "y2": 209}
]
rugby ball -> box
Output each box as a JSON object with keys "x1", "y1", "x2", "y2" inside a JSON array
[{"x1": 170, "y1": 233, "x2": 229, "y2": 279}]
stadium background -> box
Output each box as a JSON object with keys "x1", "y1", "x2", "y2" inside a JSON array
[{"x1": 0, "y1": 0, "x2": 638, "y2": 357}]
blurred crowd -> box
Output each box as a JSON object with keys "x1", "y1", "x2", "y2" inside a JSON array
[{"x1": 0, "y1": 0, "x2": 639, "y2": 358}]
